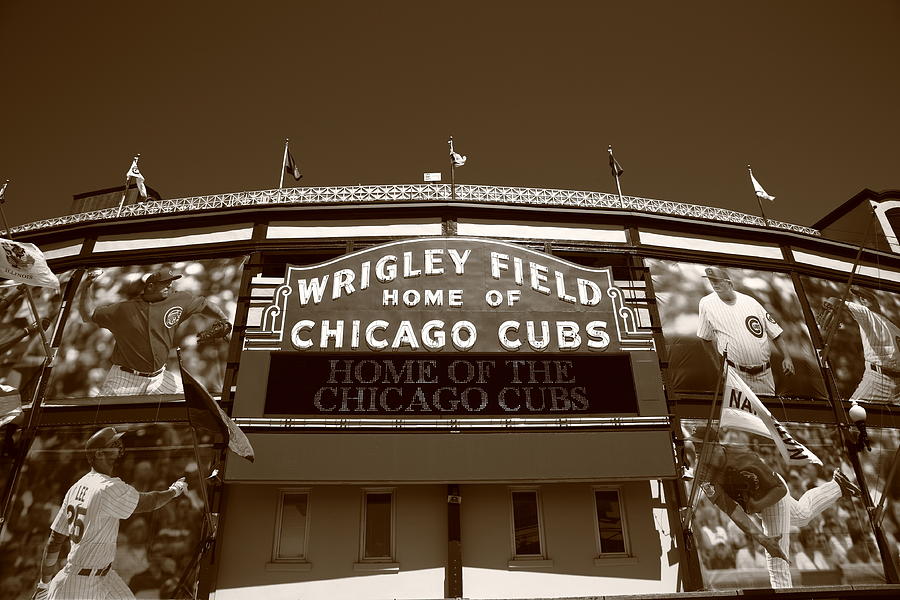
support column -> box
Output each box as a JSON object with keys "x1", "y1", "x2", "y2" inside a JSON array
[{"x1": 446, "y1": 484, "x2": 462, "y2": 598}]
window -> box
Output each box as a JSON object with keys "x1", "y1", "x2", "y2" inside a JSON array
[
  {"x1": 360, "y1": 489, "x2": 394, "y2": 561},
  {"x1": 273, "y1": 489, "x2": 310, "y2": 562},
  {"x1": 594, "y1": 488, "x2": 627, "y2": 555},
  {"x1": 509, "y1": 489, "x2": 545, "y2": 558}
]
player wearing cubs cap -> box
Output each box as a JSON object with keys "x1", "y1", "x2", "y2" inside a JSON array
[
  {"x1": 823, "y1": 286, "x2": 900, "y2": 404},
  {"x1": 35, "y1": 427, "x2": 187, "y2": 600},
  {"x1": 697, "y1": 267, "x2": 795, "y2": 395},
  {"x1": 78, "y1": 267, "x2": 231, "y2": 396}
]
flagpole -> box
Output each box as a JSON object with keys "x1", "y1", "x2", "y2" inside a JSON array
[
  {"x1": 819, "y1": 211, "x2": 875, "y2": 364},
  {"x1": 176, "y1": 348, "x2": 215, "y2": 536},
  {"x1": 609, "y1": 146, "x2": 624, "y2": 208},
  {"x1": 116, "y1": 155, "x2": 138, "y2": 218},
  {"x1": 279, "y1": 139, "x2": 289, "y2": 190},
  {"x1": 448, "y1": 137, "x2": 456, "y2": 203},
  {"x1": 748, "y1": 166, "x2": 771, "y2": 228},
  {"x1": 682, "y1": 349, "x2": 729, "y2": 531}
]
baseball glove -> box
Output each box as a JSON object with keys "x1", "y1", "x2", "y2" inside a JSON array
[
  {"x1": 817, "y1": 297, "x2": 843, "y2": 332},
  {"x1": 197, "y1": 319, "x2": 232, "y2": 344}
]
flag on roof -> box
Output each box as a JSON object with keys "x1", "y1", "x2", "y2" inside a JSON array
[
  {"x1": 284, "y1": 146, "x2": 302, "y2": 181},
  {"x1": 127, "y1": 156, "x2": 148, "y2": 199},
  {"x1": 449, "y1": 137, "x2": 467, "y2": 167},
  {"x1": 0, "y1": 239, "x2": 59, "y2": 289},
  {"x1": 749, "y1": 167, "x2": 775, "y2": 201},
  {"x1": 608, "y1": 146, "x2": 623, "y2": 178}
]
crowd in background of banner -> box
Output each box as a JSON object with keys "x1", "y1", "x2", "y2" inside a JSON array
[
  {"x1": 47, "y1": 258, "x2": 242, "y2": 399},
  {"x1": 682, "y1": 419, "x2": 886, "y2": 588},
  {"x1": 0, "y1": 424, "x2": 215, "y2": 600}
]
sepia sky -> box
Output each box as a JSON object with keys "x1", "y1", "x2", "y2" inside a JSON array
[{"x1": 1, "y1": 1, "x2": 898, "y2": 230}]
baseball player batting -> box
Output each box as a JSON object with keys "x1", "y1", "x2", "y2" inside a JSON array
[
  {"x1": 78, "y1": 267, "x2": 231, "y2": 396},
  {"x1": 822, "y1": 286, "x2": 900, "y2": 404},
  {"x1": 35, "y1": 427, "x2": 187, "y2": 599},
  {"x1": 691, "y1": 425, "x2": 861, "y2": 588},
  {"x1": 697, "y1": 267, "x2": 795, "y2": 395}
]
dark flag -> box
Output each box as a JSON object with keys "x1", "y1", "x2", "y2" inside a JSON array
[
  {"x1": 284, "y1": 148, "x2": 302, "y2": 181},
  {"x1": 608, "y1": 146, "x2": 623, "y2": 178},
  {"x1": 180, "y1": 362, "x2": 255, "y2": 462}
]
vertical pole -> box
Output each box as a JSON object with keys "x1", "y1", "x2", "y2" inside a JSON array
[
  {"x1": 116, "y1": 155, "x2": 137, "y2": 218},
  {"x1": 446, "y1": 484, "x2": 462, "y2": 598},
  {"x1": 608, "y1": 146, "x2": 624, "y2": 208},
  {"x1": 682, "y1": 351, "x2": 728, "y2": 530},
  {"x1": 748, "y1": 166, "x2": 771, "y2": 228},
  {"x1": 614, "y1": 171, "x2": 624, "y2": 208},
  {"x1": 187, "y1": 425, "x2": 215, "y2": 538},
  {"x1": 279, "y1": 139, "x2": 288, "y2": 190},
  {"x1": 449, "y1": 137, "x2": 456, "y2": 204},
  {"x1": 756, "y1": 195, "x2": 770, "y2": 228}
]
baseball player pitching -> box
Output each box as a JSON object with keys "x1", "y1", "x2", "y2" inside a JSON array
[
  {"x1": 78, "y1": 267, "x2": 231, "y2": 396},
  {"x1": 822, "y1": 286, "x2": 900, "y2": 404},
  {"x1": 35, "y1": 427, "x2": 187, "y2": 599},
  {"x1": 691, "y1": 425, "x2": 861, "y2": 588},
  {"x1": 697, "y1": 267, "x2": 795, "y2": 395}
]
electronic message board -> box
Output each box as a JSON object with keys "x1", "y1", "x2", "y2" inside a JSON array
[{"x1": 264, "y1": 353, "x2": 638, "y2": 416}]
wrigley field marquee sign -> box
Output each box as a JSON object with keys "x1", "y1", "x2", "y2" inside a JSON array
[{"x1": 243, "y1": 237, "x2": 654, "y2": 416}]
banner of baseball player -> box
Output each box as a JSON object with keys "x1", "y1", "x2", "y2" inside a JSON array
[
  {"x1": 647, "y1": 259, "x2": 826, "y2": 399},
  {"x1": 801, "y1": 277, "x2": 900, "y2": 406},
  {"x1": 46, "y1": 258, "x2": 245, "y2": 399},
  {"x1": 681, "y1": 417, "x2": 885, "y2": 590},
  {"x1": 0, "y1": 274, "x2": 70, "y2": 421},
  {"x1": 0, "y1": 422, "x2": 215, "y2": 600},
  {"x1": 861, "y1": 426, "x2": 900, "y2": 567}
]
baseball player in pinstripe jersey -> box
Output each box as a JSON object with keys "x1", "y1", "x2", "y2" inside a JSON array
[
  {"x1": 697, "y1": 267, "x2": 795, "y2": 396},
  {"x1": 691, "y1": 425, "x2": 861, "y2": 588},
  {"x1": 823, "y1": 286, "x2": 900, "y2": 404},
  {"x1": 34, "y1": 427, "x2": 187, "y2": 599},
  {"x1": 78, "y1": 267, "x2": 231, "y2": 396}
]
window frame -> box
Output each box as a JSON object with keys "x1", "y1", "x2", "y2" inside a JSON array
[
  {"x1": 358, "y1": 487, "x2": 396, "y2": 563},
  {"x1": 271, "y1": 487, "x2": 312, "y2": 563},
  {"x1": 508, "y1": 486, "x2": 547, "y2": 560},
  {"x1": 592, "y1": 485, "x2": 630, "y2": 557}
]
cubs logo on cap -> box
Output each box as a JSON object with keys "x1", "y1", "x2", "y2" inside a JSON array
[
  {"x1": 143, "y1": 268, "x2": 182, "y2": 286},
  {"x1": 85, "y1": 427, "x2": 126, "y2": 452},
  {"x1": 703, "y1": 267, "x2": 731, "y2": 281}
]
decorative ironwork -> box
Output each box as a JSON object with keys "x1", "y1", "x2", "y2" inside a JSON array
[{"x1": 11, "y1": 184, "x2": 820, "y2": 237}]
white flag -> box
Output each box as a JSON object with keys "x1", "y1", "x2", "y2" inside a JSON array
[
  {"x1": 448, "y1": 138, "x2": 467, "y2": 167},
  {"x1": 0, "y1": 238, "x2": 60, "y2": 289},
  {"x1": 720, "y1": 367, "x2": 821, "y2": 466},
  {"x1": 127, "y1": 156, "x2": 148, "y2": 199},
  {"x1": 0, "y1": 384, "x2": 21, "y2": 427},
  {"x1": 749, "y1": 167, "x2": 775, "y2": 201}
]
